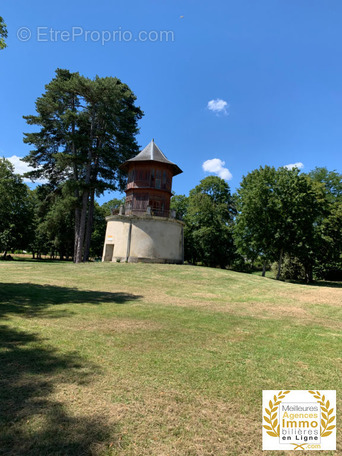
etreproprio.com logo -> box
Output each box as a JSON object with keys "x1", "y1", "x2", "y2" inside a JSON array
[{"x1": 17, "y1": 26, "x2": 175, "y2": 45}]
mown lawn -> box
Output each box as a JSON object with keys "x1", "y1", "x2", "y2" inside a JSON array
[{"x1": 0, "y1": 261, "x2": 341, "y2": 455}]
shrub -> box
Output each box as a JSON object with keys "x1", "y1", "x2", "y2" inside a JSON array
[{"x1": 271, "y1": 255, "x2": 305, "y2": 281}]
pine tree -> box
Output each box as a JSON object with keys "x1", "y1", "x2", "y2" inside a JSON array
[{"x1": 23, "y1": 69, "x2": 143, "y2": 262}]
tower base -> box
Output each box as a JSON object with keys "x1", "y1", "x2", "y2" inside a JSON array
[{"x1": 102, "y1": 214, "x2": 184, "y2": 264}]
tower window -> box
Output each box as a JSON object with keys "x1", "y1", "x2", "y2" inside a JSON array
[
  {"x1": 156, "y1": 170, "x2": 161, "y2": 189},
  {"x1": 162, "y1": 171, "x2": 167, "y2": 189},
  {"x1": 150, "y1": 169, "x2": 155, "y2": 187}
]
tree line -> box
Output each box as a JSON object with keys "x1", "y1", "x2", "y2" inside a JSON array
[
  {"x1": 0, "y1": 156, "x2": 124, "y2": 260},
  {"x1": 2, "y1": 156, "x2": 341, "y2": 283},
  {"x1": 171, "y1": 167, "x2": 342, "y2": 283},
  {"x1": 1, "y1": 68, "x2": 341, "y2": 282}
]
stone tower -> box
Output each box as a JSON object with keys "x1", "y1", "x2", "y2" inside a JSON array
[{"x1": 102, "y1": 140, "x2": 184, "y2": 263}]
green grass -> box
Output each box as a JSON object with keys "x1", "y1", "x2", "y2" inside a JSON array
[{"x1": 0, "y1": 261, "x2": 341, "y2": 455}]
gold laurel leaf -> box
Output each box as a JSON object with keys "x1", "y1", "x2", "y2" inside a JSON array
[
  {"x1": 321, "y1": 419, "x2": 326, "y2": 429},
  {"x1": 271, "y1": 407, "x2": 278, "y2": 413},
  {"x1": 274, "y1": 401, "x2": 281, "y2": 406},
  {"x1": 274, "y1": 395, "x2": 277, "y2": 402},
  {"x1": 274, "y1": 419, "x2": 278, "y2": 428},
  {"x1": 269, "y1": 400, "x2": 273, "y2": 409},
  {"x1": 316, "y1": 391, "x2": 321, "y2": 396},
  {"x1": 283, "y1": 391, "x2": 290, "y2": 394},
  {"x1": 277, "y1": 424, "x2": 280, "y2": 435},
  {"x1": 266, "y1": 431, "x2": 277, "y2": 437},
  {"x1": 328, "y1": 416, "x2": 335, "y2": 424},
  {"x1": 322, "y1": 413, "x2": 328, "y2": 421},
  {"x1": 326, "y1": 400, "x2": 330, "y2": 409},
  {"x1": 322, "y1": 395, "x2": 325, "y2": 402},
  {"x1": 279, "y1": 391, "x2": 283, "y2": 395},
  {"x1": 327, "y1": 425, "x2": 336, "y2": 431},
  {"x1": 319, "y1": 401, "x2": 325, "y2": 406},
  {"x1": 328, "y1": 408, "x2": 333, "y2": 415},
  {"x1": 314, "y1": 395, "x2": 320, "y2": 399},
  {"x1": 265, "y1": 408, "x2": 271, "y2": 416},
  {"x1": 321, "y1": 407, "x2": 328, "y2": 413},
  {"x1": 308, "y1": 390, "x2": 315, "y2": 394},
  {"x1": 264, "y1": 416, "x2": 271, "y2": 424},
  {"x1": 322, "y1": 431, "x2": 332, "y2": 437},
  {"x1": 279, "y1": 395, "x2": 285, "y2": 399},
  {"x1": 263, "y1": 425, "x2": 273, "y2": 431},
  {"x1": 271, "y1": 413, "x2": 277, "y2": 421}
]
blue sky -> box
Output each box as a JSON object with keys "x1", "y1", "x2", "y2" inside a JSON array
[{"x1": 1, "y1": 0, "x2": 342, "y2": 203}]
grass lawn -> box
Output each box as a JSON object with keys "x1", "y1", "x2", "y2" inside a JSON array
[{"x1": 0, "y1": 261, "x2": 341, "y2": 455}]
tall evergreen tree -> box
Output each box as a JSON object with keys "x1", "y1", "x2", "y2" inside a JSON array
[{"x1": 23, "y1": 69, "x2": 143, "y2": 262}]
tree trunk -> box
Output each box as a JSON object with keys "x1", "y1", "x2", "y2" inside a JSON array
[
  {"x1": 74, "y1": 121, "x2": 94, "y2": 263},
  {"x1": 83, "y1": 188, "x2": 95, "y2": 262},
  {"x1": 305, "y1": 264, "x2": 313, "y2": 284},
  {"x1": 262, "y1": 261, "x2": 266, "y2": 277},
  {"x1": 71, "y1": 95, "x2": 81, "y2": 263},
  {"x1": 276, "y1": 249, "x2": 283, "y2": 280},
  {"x1": 74, "y1": 205, "x2": 80, "y2": 262},
  {"x1": 75, "y1": 190, "x2": 89, "y2": 263}
]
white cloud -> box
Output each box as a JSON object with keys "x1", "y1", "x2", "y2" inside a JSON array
[
  {"x1": 6, "y1": 155, "x2": 46, "y2": 183},
  {"x1": 207, "y1": 98, "x2": 229, "y2": 115},
  {"x1": 284, "y1": 162, "x2": 304, "y2": 170},
  {"x1": 202, "y1": 158, "x2": 232, "y2": 181}
]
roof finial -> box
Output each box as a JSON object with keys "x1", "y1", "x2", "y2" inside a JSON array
[{"x1": 152, "y1": 138, "x2": 154, "y2": 142}]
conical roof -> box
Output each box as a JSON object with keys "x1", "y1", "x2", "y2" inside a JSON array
[{"x1": 120, "y1": 139, "x2": 182, "y2": 176}]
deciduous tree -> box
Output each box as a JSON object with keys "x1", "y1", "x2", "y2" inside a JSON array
[
  {"x1": 0, "y1": 158, "x2": 33, "y2": 257},
  {"x1": 234, "y1": 166, "x2": 278, "y2": 275},
  {"x1": 185, "y1": 176, "x2": 235, "y2": 268}
]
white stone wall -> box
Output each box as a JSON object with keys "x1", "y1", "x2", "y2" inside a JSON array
[{"x1": 102, "y1": 215, "x2": 184, "y2": 263}]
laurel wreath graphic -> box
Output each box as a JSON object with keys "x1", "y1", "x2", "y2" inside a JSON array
[
  {"x1": 308, "y1": 390, "x2": 336, "y2": 437},
  {"x1": 263, "y1": 390, "x2": 291, "y2": 437},
  {"x1": 263, "y1": 390, "x2": 336, "y2": 440}
]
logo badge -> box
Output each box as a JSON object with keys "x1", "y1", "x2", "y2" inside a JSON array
[{"x1": 262, "y1": 390, "x2": 336, "y2": 451}]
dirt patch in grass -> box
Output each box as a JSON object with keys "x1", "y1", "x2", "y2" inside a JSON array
[
  {"x1": 41, "y1": 318, "x2": 163, "y2": 334},
  {"x1": 294, "y1": 288, "x2": 342, "y2": 306},
  {"x1": 79, "y1": 319, "x2": 163, "y2": 333},
  {"x1": 51, "y1": 381, "x2": 261, "y2": 456},
  {"x1": 138, "y1": 283, "x2": 342, "y2": 330}
]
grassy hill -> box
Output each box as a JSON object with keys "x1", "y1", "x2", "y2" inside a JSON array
[{"x1": 0, "y1": 261, "x2": 341, "y2": 455}]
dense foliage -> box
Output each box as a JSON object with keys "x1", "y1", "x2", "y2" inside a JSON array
[
  {"x1": 0, "y1": 16, "x2": 7, "y2": 50},
  {"x1": 183, "y1": 176, "x2": 235, "y2": 268},
  {"x1": 0, "y1": 159, "x2": 33, "y2": 257}
]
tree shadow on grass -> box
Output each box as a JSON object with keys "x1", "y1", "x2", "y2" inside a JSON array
[
  {"x1": 267, "y1": 276, "x2": 342, "y2": 289},
  {"x1": 0, "y1": 325, "x2": 119, "y2": 456},
  {"x1": 0, "y1": 283, "x2": 142, "y2": 319},
  {"x1": 305, "y1": 280, "x2": 342, "y2": 288},
  {"x1": 0, "y1": 284, "x2": 142, "y2": 454}
]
